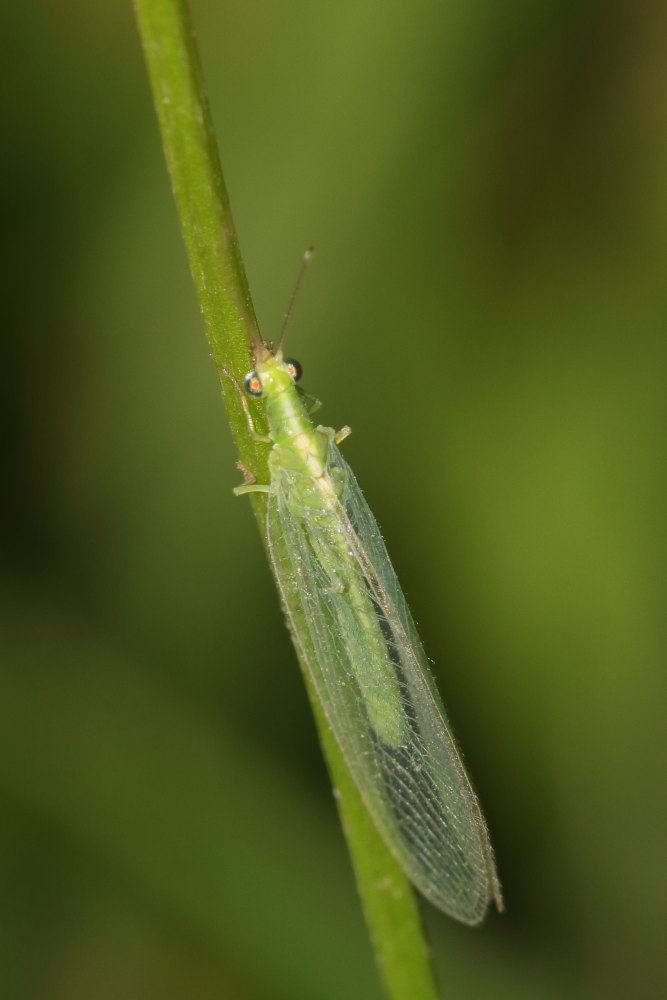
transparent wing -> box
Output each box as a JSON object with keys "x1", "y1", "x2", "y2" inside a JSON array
[{"x1": 267, "y1": 438, "x2": 502, "y2": 923}]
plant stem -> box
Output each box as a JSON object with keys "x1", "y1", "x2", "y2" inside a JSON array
[
  {"x1": 134, "y1": 0, "x2": 269, "y2": 499},
  {"x1": 133, "y1": 1, "x2": 439, "y2": 996}
]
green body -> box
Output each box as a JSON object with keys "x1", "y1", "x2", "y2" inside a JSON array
[
  {"x1": 257, "y1": 353, "x2": 403, "y2": 744},
  {"x1": 237, "y1": 347, "x2": 502, "y2": 924}
]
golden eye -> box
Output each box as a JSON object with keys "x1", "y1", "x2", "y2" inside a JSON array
[
  {"x1": 284, "y1": 357, "x2": 303, "y2": 382},
  {"x1": 243, "y1": 371, "x2": 264, "y2": 398}
]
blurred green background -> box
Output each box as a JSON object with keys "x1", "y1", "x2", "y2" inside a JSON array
[{"x1": 2, "y1": 1, "x2": 666, "y2": 997}]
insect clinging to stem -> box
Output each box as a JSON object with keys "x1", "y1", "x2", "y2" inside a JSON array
[{"x1": 229, "y1": 249, "x2": 503, "y2": 924}]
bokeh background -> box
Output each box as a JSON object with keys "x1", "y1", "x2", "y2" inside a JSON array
[{"x1": 2, "y1": 1, "x2": 666, "y2": 997}]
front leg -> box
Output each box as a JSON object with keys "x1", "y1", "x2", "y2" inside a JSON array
[
  {"x1": 334, "y1": 425, "x2": 352, "y2": 445},
  {"x1": 315, "y1": 424, "x2": 353, "y2": 446},
  {"x1": 234, "y1": 481, "x2": 270, "y2": 496},
  {"x1": 233, "y1": 460, "x2": 270, "y2": 497}
]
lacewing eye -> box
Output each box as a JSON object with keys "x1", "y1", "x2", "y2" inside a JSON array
[
  {"x1": 284, "y1": 357, "x2": 303, "y2": 382},
  {"x1": 244, "y1": 371, "x2": 263, "y2": 397}
]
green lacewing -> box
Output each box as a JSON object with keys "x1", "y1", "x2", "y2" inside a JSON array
[{"x1": 232, "y1": 278, "x2": 502, "y2": 923}]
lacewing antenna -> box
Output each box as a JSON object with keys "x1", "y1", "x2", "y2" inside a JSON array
[{"x1": 277, "y1": 247, "x2": 315, "y2": 351}]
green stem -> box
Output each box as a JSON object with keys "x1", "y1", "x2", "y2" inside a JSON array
[
  {"x1": 133, "y1": 0, "x2": 269, "y2": 500},
  {"x1": 133, "y1": 1, "x2": 439, "y2": 996}
]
